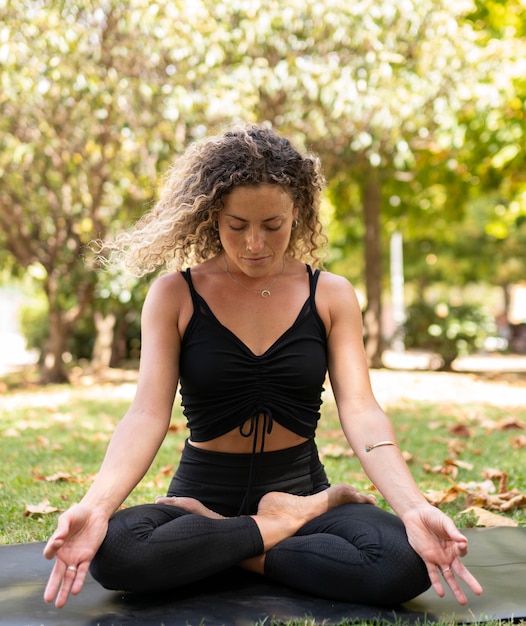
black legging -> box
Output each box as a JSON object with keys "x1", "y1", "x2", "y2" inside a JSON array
[{"x1": 90, "y1": 440, "x2": 430, "y2": 606}]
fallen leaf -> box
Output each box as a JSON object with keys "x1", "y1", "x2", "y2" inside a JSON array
[
  {"x1": 168, "y1": 422, "x2": 185, "y2": 433},
  {"x1": 44, "y1": 472, "x2": 80, "y2": 483},
  {"x1": 2, "y1": 428, "x2": 20, "y2": 437},
  {"x1": 496, "y1": 417, "x2": 526, "y2": 431},
  {"x1": 36, "y1": 435, "x2": 50, "y2": 448},
  {"x1": 447, "y1": 439, "x2": 466, "y2": 457},
  {"x1": 448, "y1": 424, "x2": 471, "y2": 438},
  {"x1": 24, "y1": 497, "x2": 60, "y2": 517},
  {"x1": 500, "y1": 492, "x2": 526, "y2": 511},
  {"x1": 511, "y1": 435, "x2": 526, "y2": 450},
  {"x1": 481, "y1": 468, "x2": 508, "y2": 493},
  {"x1": 462, "y1": 506, "x2": 518, "y2": 527},
  {"x1": 458, "y1": 479, "x2": 496, "y2": 494},
  {"x1": 466, "y1": 488, "x2": 526, "y2": 512},
  {"x1": 450, "y1": 459, "x2": 474, "y2": 471},
  {"x1": 424, "y1": 485, "x2": 467, "y2": 505},
  {"x1": 159, "y1": 464, "x2": 174, "y2": 476},
  {"x1": 319, "y1": 444, "x2": 354, "y2": 459}
]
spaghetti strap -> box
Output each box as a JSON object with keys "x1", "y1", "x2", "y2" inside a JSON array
[
  {"x1": 306, "y1": 265, "x2": 321, "y2": 311},
  {"x1": 181, "y1": 268, "x2": 200, "y2": 310}
]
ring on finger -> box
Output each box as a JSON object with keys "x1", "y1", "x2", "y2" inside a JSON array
[
  {"x1": 441, "y1": 566, "x2": 451, "y2": 574},
  {"x1": 66, "y1": 565, "x2": 78, "y2": 572}
]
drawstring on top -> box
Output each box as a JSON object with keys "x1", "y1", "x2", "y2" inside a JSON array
[{"x1": 236, "y1": 411, "x2": 274, "y2": 515}]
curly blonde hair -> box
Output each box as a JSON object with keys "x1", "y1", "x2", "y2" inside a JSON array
[{"x1": 102, "y1": 123, "x2": 327, "y2": 276}]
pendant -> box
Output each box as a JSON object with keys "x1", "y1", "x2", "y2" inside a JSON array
[{"x1": 260, "y1": 289, "x2": 271, "y2": 298}]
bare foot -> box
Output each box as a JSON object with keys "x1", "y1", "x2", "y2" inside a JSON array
[
  {"x1": 155, "y1": 496, "x2": 226, "y2": 519},
  {"x1": 253, "y1": 484, "x2": 374, "y2": 551},
  {"x1": 258, "y1": 484, "x2": 373, "y2": 524}
]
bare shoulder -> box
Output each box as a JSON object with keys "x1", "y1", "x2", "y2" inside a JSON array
[
  {"x1": 147, "y1": 270, "x2": 188, "y2": 296},
  {"x1": 316, "y1": 270, "x2": 362, "y2": 311},
  {"x1": 142, "y1": 271, "x2": 192, "y2": 327}
]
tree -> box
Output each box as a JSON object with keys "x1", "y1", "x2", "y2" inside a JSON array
[
  {"x1": 192, "y1": 0, "x2": 514, "y2": 365},
  {"x1": 1, "y1": 0, "x2": 524, "y2": 379},
  {"x1": 0, "y1": 0, "x2": 200, "y2": 381}
]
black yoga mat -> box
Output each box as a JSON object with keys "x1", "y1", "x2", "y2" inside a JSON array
[{"x1": 1, "y1": 528, "x2": 525, "y2": 625}]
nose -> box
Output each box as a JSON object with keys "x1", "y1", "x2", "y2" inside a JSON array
[{"x1": 245, "y1": 226, "x2": 265, "y2": 253}]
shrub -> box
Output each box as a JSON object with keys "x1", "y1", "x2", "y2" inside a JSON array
[{"x1": 401, "y1": 300, "x2": 496, "y2": 370}]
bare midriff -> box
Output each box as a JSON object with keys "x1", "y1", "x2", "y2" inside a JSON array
[{"x1": 188, "y1": 414, "x2": 308, "y2": 454}]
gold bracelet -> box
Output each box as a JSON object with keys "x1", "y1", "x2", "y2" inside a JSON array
[{"x1": 365, "y1": 440, "x2": 398, "y2": 453}]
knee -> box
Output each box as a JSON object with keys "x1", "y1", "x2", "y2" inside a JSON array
[
  {"x1": 89, "y1": 535, "x2": 130, "y2": 591},
  {"x1": 374, "y1": 542, "x2": 431, "y2": 605},
  {"x1": 88, "y1": 515, "x2": 147, "y2": 592}
]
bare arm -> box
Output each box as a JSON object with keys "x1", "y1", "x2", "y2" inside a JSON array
[
  {"x1": 321, "y1": 272, "x2": 482, "y2": 604},
  {"x1": 80, "y1": 273, "x2": 183, "y2": 514},
  {"x1": 43, "y1": 272, "x2": 187, "y2": 606}
]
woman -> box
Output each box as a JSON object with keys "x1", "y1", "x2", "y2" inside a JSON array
[{"x1": 44, "y1": 123, "x2": 482, "y2": 609}]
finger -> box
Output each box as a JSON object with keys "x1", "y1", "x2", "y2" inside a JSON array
[
  {"x1": 451, "y1": 559, "x2": 483, "y2": 597},
  {"x1": 345, "y1": 487, "x2": 376, "y2": 505},
  {"x1": 441, "y1": 566, "x2": 468, "y2": 605},
  {"x1": 43, "y1": 533, "x2": 65, "y2": 560},
  {"x1": 55, "y1": 563, "x2": 80, "y2": 608},
  {"x1": 442, "y1": 518, "x2": 469, "y2": 554},
  {"x1": 43, "y1": 514, "x2": 72, "y2": 559},
  {"x1": 43, "y1": 560, "x2": 66, "y2": 604},
  {"x1": 70, "y1": 562, "x2": 90, "y2": 597},
  {"x1": 426, "y1": 562, "x2": 446, "y2": 599},
  {"x1": 454, "y1": 535, "x2": 469, "y2": 558},
  {"x1": 155, "y1": 496, "x2": 175, "y2": 504},
  {"x1": 362, "y1": 494, "x2": 377, "y2": 505}
]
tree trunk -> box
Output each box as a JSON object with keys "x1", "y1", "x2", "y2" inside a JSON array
[
  {"x1": 110, "y1": 313, "x2": 131, "y2": 367},
  {"x1": 360, "y1": 166, "x2": 384, "y2": 368},
  {"x1": 92, "y1": 311, "x2": 116, "y2": 370},
  {"x1": 39, "y1": 271, "x2": 95, "y2": 384},
  {"x1": 40, "y1": 306, "x2": 70, "y2": 384}
]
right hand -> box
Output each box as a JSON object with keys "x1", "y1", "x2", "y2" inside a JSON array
[{"x1": 43, "y1": 504, "x2": 109, "y2": 608}]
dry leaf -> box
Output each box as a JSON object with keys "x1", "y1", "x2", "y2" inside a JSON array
[
  {"x1": 168, "y1": 422, "x2": 185, "y2": 433},
  {"x1": 44, "y1": 472, "x2": 79, "y2": 483},
  {"x1": 159, "y1": 464, "x2": 174, "y2": 476},
  {"x1": 500, "y1": 493, "x2": 526, "y2": 511},
  {"x1": 401, "y1": 450, "x2": 413, "y2": 463},
  {"x1": 458, "y1": 479, "x2": 496, "y2": 494},
  {"x1": 462, "y1": 506, "x2": 518, "y2": 527},
  {"x1": 319, "y1": 444, "x2": 354, "y2": 459},
  {"x1": 447, "y1": 439, "x2": 466, "y2": 457},
  {"x1": 24, "y1": 497, "x2": 60, "y2": 517},
  {"x1": 448, "y1": 424, "x2": 471, "y2": 438},
  {"x1": 2, "y1": 428, "x2": 20, "y2": 437},
  {"x1": 451, "y1": 459, "x2": 474, "y2": 471},
  {"x1": 424, "y1": 485, "x2": 466, "y2": 505},
  {"x1": 511, "y1": 435, "x2": 526, "y2": 450},
  {"x1": 36, "y1": 435, "x2": 50, "y2": 448},
  {"x1": 466, "y1": 488, "x2": 526, "y2": 512},
  {"x1": 481, "y1": 468, "x2": 508, "y2": 493},
  {"x1": 496, "y1": 417, "x2": 526, "y2": 431}
]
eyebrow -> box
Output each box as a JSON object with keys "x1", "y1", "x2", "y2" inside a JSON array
[{"x1": 224, "y1": 213, "x2": 287, "y2": 222}]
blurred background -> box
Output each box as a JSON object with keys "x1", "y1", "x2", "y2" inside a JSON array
[{"x1": 1, "y1": 0, "x2": 525, "y2": 383}]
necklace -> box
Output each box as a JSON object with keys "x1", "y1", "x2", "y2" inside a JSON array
[{"x1": 224, "y1": 257, "x2": 285, "y2": 298}]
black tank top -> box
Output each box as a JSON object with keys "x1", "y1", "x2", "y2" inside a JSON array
[{"x1": 178, "y1": 264, "x2": 328, "y2": 444}]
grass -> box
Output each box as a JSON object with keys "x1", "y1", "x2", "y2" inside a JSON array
[
  {"x1": 1, "y1": 366, "x2": 525, "y2": 626},
  {"x1": 1, "y1": 366, "x2": 525, "y2": 538}
]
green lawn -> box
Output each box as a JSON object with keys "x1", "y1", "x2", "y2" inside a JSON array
[
  {"x1": 1, "y1": 367, "x2": 525, "y2": 626},
  {"x1": 1, "y1": 367, "x2": 525, "y2": 541}
]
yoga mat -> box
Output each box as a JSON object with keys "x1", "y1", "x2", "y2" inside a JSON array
[{"x1": 0, "y1": 528, "x2": 525, "y2": 625}]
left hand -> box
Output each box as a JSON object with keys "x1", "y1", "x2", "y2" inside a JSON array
[{"x1": 402, "y1": 505, "x2": 483, "y2": 605}]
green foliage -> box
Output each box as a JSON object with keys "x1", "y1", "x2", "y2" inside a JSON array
[
  {"x1": 1, "y1": 0, "x2": 525, "y2": 378},
  {"x1": 402, "y1": 301, "x2": 496, "y2": 369},
  {"x1": 18, "y1": 292, "x2": 49, "y2": 355}
]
